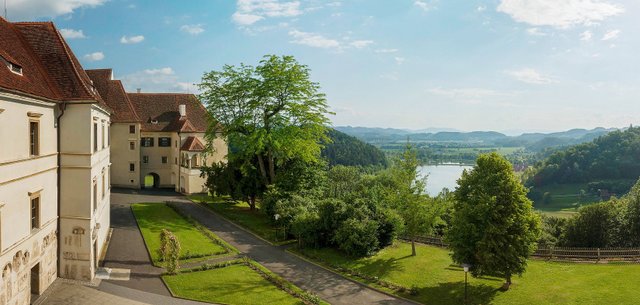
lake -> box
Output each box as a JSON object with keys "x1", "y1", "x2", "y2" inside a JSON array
[{"x1": 418, "y1": 164, "x2": 473, "y2": 196}]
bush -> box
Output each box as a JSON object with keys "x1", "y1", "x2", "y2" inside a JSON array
[{"x1": 333, "y1": 217, "x2": 380, "y2": 257}]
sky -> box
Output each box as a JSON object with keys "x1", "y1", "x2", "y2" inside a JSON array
[{"x1": 5, "y1": 0, "x2": 640, "y2": 134}]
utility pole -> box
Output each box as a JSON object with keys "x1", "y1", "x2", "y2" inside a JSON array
[{"x1": 4, "y1": 0, "x2": 8, "y2": 20}]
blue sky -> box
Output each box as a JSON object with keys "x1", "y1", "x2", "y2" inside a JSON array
[{"x1": 6, "y1": 0, "x2": 640, "y2": 133}]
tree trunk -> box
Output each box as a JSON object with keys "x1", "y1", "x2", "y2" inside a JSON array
[
  {"x1": 502, "y1": 274, "x2": 512, "y2": 290},
  {"x1": 267, "y1": 150, "x2": 276, "y2": 185},
  {"x1": 257, "y1": 155, "x2": 269, "y2": 184},
  {"x1": 248, "y1": 195, "x2": 256, "y2": 210},
  {"x1": 411, "y1": 239, "x2": 416, "y2": 256}
]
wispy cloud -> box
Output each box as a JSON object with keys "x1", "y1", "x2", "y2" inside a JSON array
[
  {"x1": 350, "y1": 40, "x2": 374, "y2": 49},
  {"x1": 394, "y1": 57, "x2": 405, "y2": 65},
  {"x1": 497, "y1": 0, "x2": 624, "y2": 29},
  {"x1": 602, "y1": 29, "x2": 620, "y2": 41},
  {"x1": 414, "y1": 0, "x2": 430, "y2": 11},
  {"x1": 5, "y1": 0, "x2": 107, "y2": 20},
  {"x1": 288, "y1": 30, "x2": 340, "y2": 49},
  {"x1": 526, "y1": 28, "x2": 547, "y2": 36},
  {"x1": 506, "y1": 68, "x2": 556, "y2": 84},
  {"x1": 120, "y1": 35, "x2": 145, "y2": 44},
  {"x1": 580, "y1": 30, "x2": 593, "y2": 41},
  {"x1": 121, "y1": 67, "x2": 193, "y2": 92},
  {"x1": 59, "y1": 28, "x2": 86, "y2": 39},
  {"x1": 232, "y1": 0, "x2": 302, "y2": 26},
  {"x1": 83, "y1": 52, "x2": 105, "y2": 62},
  {"x1": 180, "y1": 24, "x2": 205, "y2": 35}
]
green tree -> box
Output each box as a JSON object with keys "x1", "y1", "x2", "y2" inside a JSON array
[
  {"x1": 199, "y1": 55, "x2": 332, "y2": 188},
  {"x1": 448, "y1": 153, "x2": 541, "y2": 290}
]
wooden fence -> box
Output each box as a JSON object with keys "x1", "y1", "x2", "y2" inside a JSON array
[{"x1": 402, "y1": 236, "x2": 640, "y2": 262}]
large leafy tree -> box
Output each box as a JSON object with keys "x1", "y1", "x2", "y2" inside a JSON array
[
  {"x1": 199, "y1": 55, "x2": 332, "y2": 188},
  {"x1": 448, "y1": 152, "x2": 541, "y2": 290}
]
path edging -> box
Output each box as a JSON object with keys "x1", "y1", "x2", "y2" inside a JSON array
[{"x1": 285, "y1": 248, "x2": 422, "y2": 305}]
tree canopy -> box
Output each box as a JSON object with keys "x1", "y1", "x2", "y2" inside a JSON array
[{"x1": 448, "y1": 153, "x2": 541, "y2": 289}]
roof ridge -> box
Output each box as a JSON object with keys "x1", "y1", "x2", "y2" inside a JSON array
[{"x1": 49, "y1": 22, "x2": 100, "y2": 102}]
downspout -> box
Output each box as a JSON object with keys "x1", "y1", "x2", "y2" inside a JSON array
[
  {"x1": 55, "y1": 101, "x2": 67, "y2": 277},
  {"x1": 177, "y1": 132, "x2": 181, "y2": 193}
]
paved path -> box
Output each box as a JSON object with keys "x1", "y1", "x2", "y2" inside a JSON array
[
  {"x1": 169, "y1": 201, "x2": 414, "y2": 305},
  {"x1": 36, "y1": 279, "x2": 148, "y2": 305},
  {"x1": 101, "y1": 189, "x2": 210, "y2": 304}
]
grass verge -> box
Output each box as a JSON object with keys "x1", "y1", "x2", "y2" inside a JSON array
[
  {"x1": 293, "y1": 241, "x2": 640, "y2": 305},
  {"x1": 163, "y1": 258, "x2": 328, "y2": 305},
  {"x1": 188, "y1": 194, "x2": 295, "y2": 245},
  {"x1": 132, "y1": 202, "x2": 236, "y2": 265}
]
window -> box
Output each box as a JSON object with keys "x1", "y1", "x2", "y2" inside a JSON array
[
  {"x1": 175, "y1": 140, "x2": 178, "y2": 148},
  {"x1": 141, "y1": 137, "x2": 154, "y2": 147},
  {"x1": 159, "y1": 137, "x2": 171, "y2": 147},
  {"x1": 107, "y1": 124, "x2": 110, "y2": 146},
  {"x1": 93, "y1": 180, "x2": 97, "y2": 211},
  {"x1": 101, "y1": 171, "x2": 106, "y2": 199},
  {"x1": 129, "y1": 125, "x2": 136, "y2": 134},
  {"x1": 143, "y1": 156, "x2": 149, "y2": 164},
  {"x1": 129, "y1": 163, "x2": 135, "y2": 172},
  {"x1": 29, "y1": 121, "x2": 39, "y2": 156},
  {"x1": 101, "y1": 121, "x2": 105, "y2": 149},
  {"x1": 162, "y1": 156, "x2": 168, "y2": 164},
  {"x1": 174, "y1": 157, "x2": 178, "y2": 165},
  {"x1": 93, "y1": 122, "x2": 98, "y2": 152},
  {"x1": 31, "y1": 196, "x2": 40, "y2": 230},
  {"x1": 129, "y1": 141, "x2": 135, "y2": 150}
]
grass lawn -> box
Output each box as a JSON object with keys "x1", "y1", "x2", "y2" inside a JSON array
[
  {"x1": 297, "y1": 242, "x2": 640, "y2": 305},
  {"x1": 188, "y1": 194, "x2": 292, "y2": 244},
  {"x1": 530, "y1": 183, "x2": 601, "y2": 218},
  {"x1": 163, "y1": 264, "x2": 304, "y2": 305},
  {"x1": 132, "y1": 203, "x2": 232, "y2": 264}
]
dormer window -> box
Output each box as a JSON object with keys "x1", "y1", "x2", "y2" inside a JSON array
[
  {"x1": 151, "y1": 119, "x2": 159, "y2": 125},
  {"x1": 10, "y1": 63, "x2": 23, "y2": 75}
]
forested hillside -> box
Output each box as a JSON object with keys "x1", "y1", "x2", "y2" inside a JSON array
[
  {"x1": 524, "y1": 127, "x2": 640, "y2": 188},
  {"x1": 322, "y1": 129, "x2": 388, "y2": 167}
]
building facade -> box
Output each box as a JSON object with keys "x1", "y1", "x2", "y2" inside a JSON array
[
  {"x1": 0, "y1": 19, "x2": 111, "y2": 304},
  {"x1": 86, "y1": 71, "x2": 227, "y2": 194}
]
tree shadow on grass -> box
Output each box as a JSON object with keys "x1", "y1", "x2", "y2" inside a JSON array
[{"x1": 411, "y1": 281, "x2": 501, "y2": 305}]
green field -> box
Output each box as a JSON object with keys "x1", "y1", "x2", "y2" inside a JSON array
[
  {"x1": 296, "y1": 242, "x2": 640, "y2": 305},
  {"x1": 530, "y1": 183, "x2": 601, "y2": 218},
  {"x1": 163, "y1": 264, "x2": 304, "y2": 305},
  {"x1": 132, "y1": 203, "x2": 232, "y2": 263},
  {"x1": 189, "y1": 194, "x2": 293, "y2": 244}
]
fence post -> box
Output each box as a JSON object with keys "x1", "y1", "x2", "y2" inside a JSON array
[
  {"x1": 550, "y1": 246, "x2": 554, "y2": 260},
  {"x1": 597, "y1": 248, "x2": 600, "y2": 262}
]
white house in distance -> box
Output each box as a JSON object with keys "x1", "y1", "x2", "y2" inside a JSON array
[{"x1": 0, "y1": 17, "x2": 111, "y2": 304}]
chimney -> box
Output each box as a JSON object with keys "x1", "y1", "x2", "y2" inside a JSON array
[
  {"x1": 136, "y1": 88, "x2": 141, "y2": 93},
  {"x1": 179, "y1": 104, "x2": 186, "y2": 117}
]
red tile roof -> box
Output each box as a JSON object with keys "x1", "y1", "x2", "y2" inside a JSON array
[
  {"x1": 86, "y1": 69, "x2": 141, "y2": 123},
  {"x1": 0, "y1": 18, "x2": 111, "y2": 112},
  {"x1": 180, "y1": 136, "x2": 206, "y2": 152},
  {"x1": 0, "y1": 18, "x2": 61, "y2": 100},
  {"x1": 127, "y1": 93, "x2": 210, "y2": 132}
]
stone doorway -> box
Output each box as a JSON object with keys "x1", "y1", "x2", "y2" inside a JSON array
[{"x1": 30, "y1": 263, "x2": 40, "y2": 303}]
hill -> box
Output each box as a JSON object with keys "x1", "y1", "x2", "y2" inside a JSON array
[
  {"x1": 524, "y1": 127, "x2": 640, "y2": 189},
  {"x1": 322, "y1": 129, "x2": 388, "y2": 167}
]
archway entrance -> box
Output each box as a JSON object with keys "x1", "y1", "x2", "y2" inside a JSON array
[{"x1": 144, "y1": 173, "x2": 160, "y2": 188}]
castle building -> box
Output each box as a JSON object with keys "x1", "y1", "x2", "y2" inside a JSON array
[{"x1": 0, "y1": 18, "x2": 224, "y2": 305}]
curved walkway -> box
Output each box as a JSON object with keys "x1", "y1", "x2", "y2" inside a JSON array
[{"x1": 105, "y1": 189, "x2": 413, "y2": 305}]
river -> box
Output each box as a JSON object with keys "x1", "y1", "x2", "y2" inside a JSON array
[{"x1": 418, "y1": 164, "x2": 473, "y2": 196}]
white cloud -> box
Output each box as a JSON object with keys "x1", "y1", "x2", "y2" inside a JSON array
[
  {"x1": 602, "y1": 29, "x2": 620, "y2": 41},
  {"x1": 427, "y1": 87, "x2": 514, "y2": 99},
  {"x1": 506, "y1": 68, "x2": 556, "y2": 84},
  {"x1": 394, "y1": 57, "x2": 405, "y2": 65},
  {"x1": 5, "y1": 0, "x2": 106, "y2": 20},
  {"x1": 120, "y1": 35, "x2": 145, "y2": 44},
  {"x1": 288, "y1": 30, "x2": 340, "y2": 49},
  {"x1": 59, "y1": 28, "x2": 86, "y2": 39},
  {"x1": 527, "y1": 28, "x2": 547, "y2": 36},
  {"x1": 327, "y1": 2, "x2": 342, "y2": 7},
  {"x1": 580, "y1": 30, "x2": 593, "y2": 41},
  {"x1": 232, "y1": 13, "x2": 264, "y2": 25},
  {"x1": 497, "y1": 0, "x2": 624, "y2": 29},
  {"x1": 180, "y1": 24, "x2": 205, "y2": 35},
  {"x1": 121, "y1": 67, "x2": 193, "y2": 92},
  {"x1": 414, "y1": 0, "x2": 430, "y2": 11},
  {"x1": 233, "y1": 0, "x2": 302, "y2": 25},
  {"x1": 477, "y1": 5, "x2": 487, "y2": 12},
  {"x1": 375, "y1": 48, "x2": 399, "y2": 53},
  {"x1": 83, "y1": 52, "x2": 104, "y2": 62},
  {"x1": 350, "y1": 40, "x2": 374, "y2": 49}
]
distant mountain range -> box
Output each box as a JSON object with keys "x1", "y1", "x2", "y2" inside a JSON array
[{"x1": 334, "y1": 126, "x2": 618, "y2": 152}]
